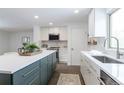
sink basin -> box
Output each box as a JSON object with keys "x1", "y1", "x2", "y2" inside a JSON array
[{"x1": 92, "y1": 56, "x2": 124, "y2": 64}]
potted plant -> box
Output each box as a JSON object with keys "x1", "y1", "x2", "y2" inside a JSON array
[{"x1": 25, "y1": 43, "x2": 40, "y2": 53}]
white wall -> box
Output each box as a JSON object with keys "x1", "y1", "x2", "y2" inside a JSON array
[
  {"x1": 33, "y1": 25, "x2": 41, "y2": 46},
  {"x1": 8, "y1": 30, "x2": 33, "y2": 52},
  {"x1": 40, "y1": 27, "x2": 49, "y2": 41},
  {"x1": 0, "y1": 31, "x2": 9, "y2": 55}
]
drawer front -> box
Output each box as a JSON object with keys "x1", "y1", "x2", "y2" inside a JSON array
[
  {"x1": 52, "y1": 52, "x2": 57, "y2": 70},
  {"x1": 13, "y1": 61, "x2": 40, "y2": 85},
  {"x1": 53, "y1": 52, "x2": 57, "y2": 63},
  {"x1": 26, "y1": 71, "x2": 40, "y2": 85},
  {"x1": 47, "y1": 54, "x2": 53, "y2": 81},
  {"x1": 40, "y1": 57, "x2": 48, "y2": 85},
  {"x1": 85, "y1": 57, "x2": 100, "y2": 76},
  {"x1": 48, "y1": 54, "x2": 53, "y2": 63}
]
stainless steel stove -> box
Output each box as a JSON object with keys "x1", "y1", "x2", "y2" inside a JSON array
[{"x1": 47, "y1": 47, "x2": 59, "y2": 63}]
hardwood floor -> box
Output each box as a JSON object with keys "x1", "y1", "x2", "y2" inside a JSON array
[{"x1": 48, "y1": 63, "x2": 85, "y2": 85}]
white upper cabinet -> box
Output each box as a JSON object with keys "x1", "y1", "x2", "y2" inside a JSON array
[
  {"x1": 40, "y1": 27, "x2": 68, "y2": 41},
  {"x1": 88, "y1": 8, "x2": 107, "y2": 37},
  {"x1": 59, "y1": 27, "x2": 68, "y2": 40}
]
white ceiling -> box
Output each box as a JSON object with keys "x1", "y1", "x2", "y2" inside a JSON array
[{"x1": 0, "y1": 8, "x2": 90, "y2": 31}]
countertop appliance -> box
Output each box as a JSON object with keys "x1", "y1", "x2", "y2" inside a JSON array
[
  {"x1": 100, "y1": 70, "x2": 119, "y2": 85},
  {"x1": 49, "y1": 34, "x2": 59, "y2": 40}
]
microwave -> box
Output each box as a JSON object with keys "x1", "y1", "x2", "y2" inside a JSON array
[{"x1": 49, "y1": 34, "x2": 59, "y2": 40}]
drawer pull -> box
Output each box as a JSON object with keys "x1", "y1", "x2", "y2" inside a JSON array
[
  {"x1": 87, "y1": 69, "x2": 91, "y2": 73},
  {"x1": 97, "y1": 77, "x2": 105, "y2": 85},
  {"x1": 23, "y1": 66, "x2": 39, "y2": 77},
  {"x1": 28, "y1": 75, "x2": 39, "y2": 85}
]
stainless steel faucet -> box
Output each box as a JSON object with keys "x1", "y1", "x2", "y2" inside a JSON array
[{"x1": 104, "y1": 36, "x2": 123, "y2": 59}]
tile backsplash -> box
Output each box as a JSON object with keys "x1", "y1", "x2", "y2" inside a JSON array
[
  {"x1": 88, "y1": 37, "x2": 105, "y2": 51},
  {"x1": 41, "y1": 41, "x2": 68, "y2": 48}
]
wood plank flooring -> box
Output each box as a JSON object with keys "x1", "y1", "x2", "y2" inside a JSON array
[{"x1": 48, "y1": 63, "x2": 85, "y2": 85}]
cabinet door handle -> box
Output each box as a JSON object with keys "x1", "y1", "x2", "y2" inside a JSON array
[
  {"x1": 97, "y1": 77, "x2": 105, "y2": 85},
  {"x1": 71, "y1": 48, "x2": 74, "y2": 51},
  {"x1": 87, "y1": 69, "x2": 91, "y2": 73},
  {"x1": 28, "y1": 75, "x2": 39, "y2": 85},
  {"x1": 22, "y1": 66, "x2": 39, "y2": 77}
]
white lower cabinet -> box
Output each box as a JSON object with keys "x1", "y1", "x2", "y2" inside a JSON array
[
  {"x1": 81, "y1": 55, "x2": 101, "y2": 85},
  {"x1": 59, "y1": 48, "x2": 68, "y2": 63},
  {"x1": 86, "y1": 67, "x2": 100, "y2": 85}
]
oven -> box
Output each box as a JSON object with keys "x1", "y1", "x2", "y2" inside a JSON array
[{"x1": 47, "y1": 47, "x2": 59, "y2": 63}]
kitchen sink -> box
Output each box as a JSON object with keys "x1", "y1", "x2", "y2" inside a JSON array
[{"x1": 92, "y1": 56, "x2": 124, "y2": 64}]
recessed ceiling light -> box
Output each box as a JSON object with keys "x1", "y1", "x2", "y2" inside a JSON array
[
  {"x1": 49, "y1": 22, "x2": 53, "y2": 25},
  {"x1": 74, "y1": 10, "x2": 79, "y2": 14},
  {"x1": 34, "y1": 16, "x2": 39, "y2": 19}
]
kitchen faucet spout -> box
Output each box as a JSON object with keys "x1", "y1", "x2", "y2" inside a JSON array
[{"x1": 104, "y1": 37, "x2": 122, "y2": 59}]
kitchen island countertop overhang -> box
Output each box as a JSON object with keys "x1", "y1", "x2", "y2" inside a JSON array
[{"x1": 0, "y1": 50, "x2": 56, "y2": 74}]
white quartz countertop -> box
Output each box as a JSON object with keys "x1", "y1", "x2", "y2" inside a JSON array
[
  {"x1": 81, "y1": 50, "x2": 124, "y2": 85},
  {"x1": 0, "y1": 50, "x2": 56, "y2": 74}
]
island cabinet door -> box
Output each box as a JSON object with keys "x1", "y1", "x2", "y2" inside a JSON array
[
  {"x1": 47, "y1": 54, "x2": 53, "y2": 81},
  {"x1": 0, "y1": 74, "x2": 12, "y2": 85},
  {"x1": 13, "y1": 61, "x2": 40, "y2": 85},
  {"x1": 52, "y1": 52, "x2": 57, "y2": 71},
  {"x1": 40, "y1": 57, "x2": 48, "y2": 85}
]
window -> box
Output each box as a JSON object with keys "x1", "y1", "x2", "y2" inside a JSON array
[{"x1": 110, "y1": 8, "x2": 124, "y2": 49}]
